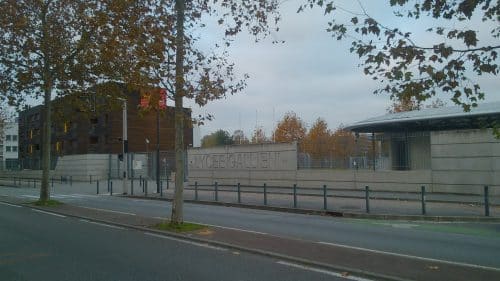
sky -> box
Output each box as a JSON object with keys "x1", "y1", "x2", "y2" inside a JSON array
[
  {"x1": 188, "y1": 0, "x2": 500, "y2": 141},
  {"x1": 7, "y1": 0, "x2": 499, "y2": 142}
]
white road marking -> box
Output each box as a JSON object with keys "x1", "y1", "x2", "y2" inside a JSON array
[
  {"x1": 0, "y1": 202, "x2": 21, "y2": 208},
  {"x1": 152, "y1": 217, "x2": 269, "y2": 235},
  {"x1": 76, "y1": 206, "x2": 136, "y2": 216},
  {"x1": 318, "y1": 241, "x2": 500, "y2": 272},
  {"x1": 143, "y1": 232, "x2": 227, "y2": 251},
  {"x1": 276, "y1": 261, "x2": 374, "y2": 281},
  {"x1": 31, "y1": 209, "x2": 66, "y2": 218},
  {"x1": 189, "y1": 222, "x2": 269, "y2": 235},
  {"x1": 133, "y1": 199, "x2": 152, "y2": 203},
  {"x1": 84, "y1": 221, "x2": 124, "y2": 230},
  {"x1": 381, "y1": 223, "x2": 418, "y2": 229},
  {"x1": 20, "y1": 195, "x2": 38, "y2": 199}
]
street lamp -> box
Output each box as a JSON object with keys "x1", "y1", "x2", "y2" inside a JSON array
[
  {"x1": 121, "y1": 98, "x2": 129, "y2": 195},
  {"x1": 145, "y1": 138, "x2": 150, "y2": 180}
]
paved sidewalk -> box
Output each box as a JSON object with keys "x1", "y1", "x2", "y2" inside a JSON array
[
  {"x1": 1, "y1": 178, "x2": 498, "y2": 218},
  {"x1": 2, "y1": 196, "x2": 499, "y2": 281},
  {"x1": 129, "y1": 185, "x2": 500, "y2": 219}
]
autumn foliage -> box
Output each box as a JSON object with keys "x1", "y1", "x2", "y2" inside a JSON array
[
  {"x1": 271, "y1": 112, "x2": 372, "y2": 168},
  {"x1": 272, "y1": 112, "x2": 306, "y2": 143}
]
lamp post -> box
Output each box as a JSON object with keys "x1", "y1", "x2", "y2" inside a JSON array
[
  {"x1": 156, "y1": 110, "x2": 160, "y2": 193},
  {"x1": 121, "y1": 98, "x2": 129, "y2": 195},
  {"x1": 145, "y1": 138, "x2": 150, "y2": 181}
]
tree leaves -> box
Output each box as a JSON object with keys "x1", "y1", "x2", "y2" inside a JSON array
[{"x1": 300, "y1": 0, "x2": 499, "y2": 111}]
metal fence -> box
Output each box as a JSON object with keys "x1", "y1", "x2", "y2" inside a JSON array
[
  {"x1": 297, "y1": 131, "x2": 431, "y2": 171},
  {"x1": 180, "y1": 182, "x2": 497, "y2": 217},
  {"x1": 109, "y1": 151, "x2": 178, "y2": 181}
]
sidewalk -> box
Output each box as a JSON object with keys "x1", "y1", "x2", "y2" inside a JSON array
[
  {"x1": 127, "y1": 181, "x2": 499, "y2": 219},
  {"x1": 1, "y1": 178, "x2": 498, "y2": 218},
  {"x1": 2, "y1": 196, "x2": 499, "y2": 281}
]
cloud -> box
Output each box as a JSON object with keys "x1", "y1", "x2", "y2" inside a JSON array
[{"x1": 193, "y1": 1, "x2": 500, "y2": 140}]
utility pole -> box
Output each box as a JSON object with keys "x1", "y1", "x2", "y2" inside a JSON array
[
  {"x1": 122, "y1": 98, "x2": 128, "y2": 195},
  {"x1": 156, "y1": 109, "x2": 160, "y2": 193}
]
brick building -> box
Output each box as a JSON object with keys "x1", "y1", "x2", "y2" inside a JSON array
[{"x1": 18, "y1": 90, "x2": 193, "y2": 169}]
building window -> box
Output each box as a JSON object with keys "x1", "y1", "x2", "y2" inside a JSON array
[
  {"x1": 12, "y1": 146, "x2": 17, "y2": 152},
  {"x1": 12, "y1": 135, "x2": 17, "y2": 141},
  {"x1": 28, "y1": 145, "x2": 33, "y2": 154},
  {"x1": 64, "y1": 122, "x2": 69, "y2": 133},
  {"x1": 6, "y1": 135, "x2": 11, "y2": 141},
  {"x1": 6, "y1": 146, "x2": 11, "y2": 152},
  {"x1": 89, "y1": 136, "x2": 99, "y2": 145},
  {"x1": 29, "y1": 130, "x2": 33, "y2": 139},
  {"x1": 56, "y1": 141, "x2": 62, "y2": 152}
]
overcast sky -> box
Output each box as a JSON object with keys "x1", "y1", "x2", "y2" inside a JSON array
[
  {"x1": 188, "y1": 0, "x2": 500, "y2": 141},
  {"x1": 11, "y1": 1, "x2": 499, "y2": 142}
]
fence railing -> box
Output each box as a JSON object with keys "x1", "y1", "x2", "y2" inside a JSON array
[
  {"x1": 180, "y1": 182, "x2": 495, "y2": 217},
  {"x1": 1, "y1": 175, "x2": 496, "y2": 217}
]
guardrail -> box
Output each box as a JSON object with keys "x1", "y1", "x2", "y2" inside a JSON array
[{"x1": 183, "y1": 182, "x2": 495, "y2": 217}]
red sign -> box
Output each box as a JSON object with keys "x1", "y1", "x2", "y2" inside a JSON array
[
  {"x1": 140, "y1": 88, "x2": 167, "y2": 110},
  {"x1": 159, "y1": 88, "x2": 167, "y2": 109}
]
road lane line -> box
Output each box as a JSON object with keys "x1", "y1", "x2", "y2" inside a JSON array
[
  {"x1": 318, "y1": 241, "x2": 500, "y2": 272},
  {"x1": 276, "y1": 261, "x2": 374, "y2": 281},
  {"x1": 143, "y1": 232, "x2": 227, "y2": 251},
  {"x1": 152, "y1": 217, "x2": 268, "y2": 235},
  {"x1": 185, "y1": 220, "x2": 268, "y2": 235},
  {"x1": 76, "y1": 206, "x2": 136, "y2": 216},
  {"x1": 0, "y1": 202, "x2": 21, "y2": 208},
  {"x1": 20, "y1": 195, "x2": 39, "y2": 198},
  {"x1": 31, "y1": 209, "x2": 66, "y2": 218},
  {"x1": 84, "y1": 221, "x2": 124, "y2": 230}
]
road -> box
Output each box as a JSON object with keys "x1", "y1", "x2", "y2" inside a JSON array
[
  {"x1": 1, "y1": 186, "x2": 500, "y2": 270},
  {"x1": 0, "y1": 203, "x2": 357, "y2": 281}
]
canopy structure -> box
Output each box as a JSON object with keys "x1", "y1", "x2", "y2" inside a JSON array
[{"x1": 345, "y1": 102, "x2": 500, "y2": 133}]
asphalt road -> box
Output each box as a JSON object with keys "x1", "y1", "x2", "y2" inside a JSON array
[
  {"x1": 0, "y1": 203, "x2": 357, "y2": 281},
  {"x1": 2, "y1": 186, "x2": 500, "y2": 270}
]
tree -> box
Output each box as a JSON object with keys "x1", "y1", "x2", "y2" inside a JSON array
[
  {"x1": 426, "y1": 98, "x2": 447, "y2": 109},
  {"x1": 163, "y1": 0, "x2": 280, "y2": 224},
  {"x1": 0, "y1": 1, "x2": 156, "y2": 202},
  {"x1": 0, "y1": 104, "x2": 7, "y2": 140},
  {"x1": 232, "y1": 129, "x2": 249, "y2": 145},
  {"x1": 273, "y1": 112, "x2": 307, "y2": 143},
  {"x1": 330, "y1": 126, "x2": 356, "y2": 166},
  {"x1": 201, "y1": 129, "x2": 233, "y2": 148},
  {"x1": 300, "y1": 1, "x2": 498, "y2": 111},
  {"x1": 303, "y1": 118, "x2": 332, "y2": 161},
  {"x1": 251, "y1": 126, "x2": 268, "y2": 144},
  {"x1": 387, "y1": 95, "x2": 421, "y2": 113}
]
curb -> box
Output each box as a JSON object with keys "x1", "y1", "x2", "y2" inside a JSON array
[
  {"x1": 2, "y1": 199, "x2": 407, "y2": 281},
  {"x1": 123, "y1": 195, "x2": 500, "y2": 222}
]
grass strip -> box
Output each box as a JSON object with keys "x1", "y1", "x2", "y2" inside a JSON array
[
  {"x1": 153, "y1": 221, "x2": 207, "y2": 233},
  {"x1": 31, "y1": 199, "x2": 63, "y2": 207}
]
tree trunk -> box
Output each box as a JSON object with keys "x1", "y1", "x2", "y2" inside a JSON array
[
  {"x1": 40, "y1": 76, "x2": 52, "y2": 201},
  {"x1": 40, "y1": 3, "x2": 52, "y2": 202},
  {"x1": 171, "y1": 0, "x2": 185, "y2": 225}
]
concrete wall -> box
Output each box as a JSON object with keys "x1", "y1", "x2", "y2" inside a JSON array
[
  {"x1": 189, "y1": 168, "x2": 431, "y2": 192},
  {"x1": 187, "y1": 143, "x2": 431, "y2": 192},
  {"x1": 430, "y1": 128, "x2": 500, "y2": 194},
  {"x1": 188, "y1": 143, "x2": 297, "y2": 171},
  {"x1": 55, "y1": 154, "x2": 109, "y2": 180},
  {"x1": 0, "y1": 154, "x2": 110, "y2": 182},
  {"x1": 188, "y1": 131, "x2": 500, "y2": 195},
  {"x1": 410, "y1": 134, "x2": 431, "y2": 170}
]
